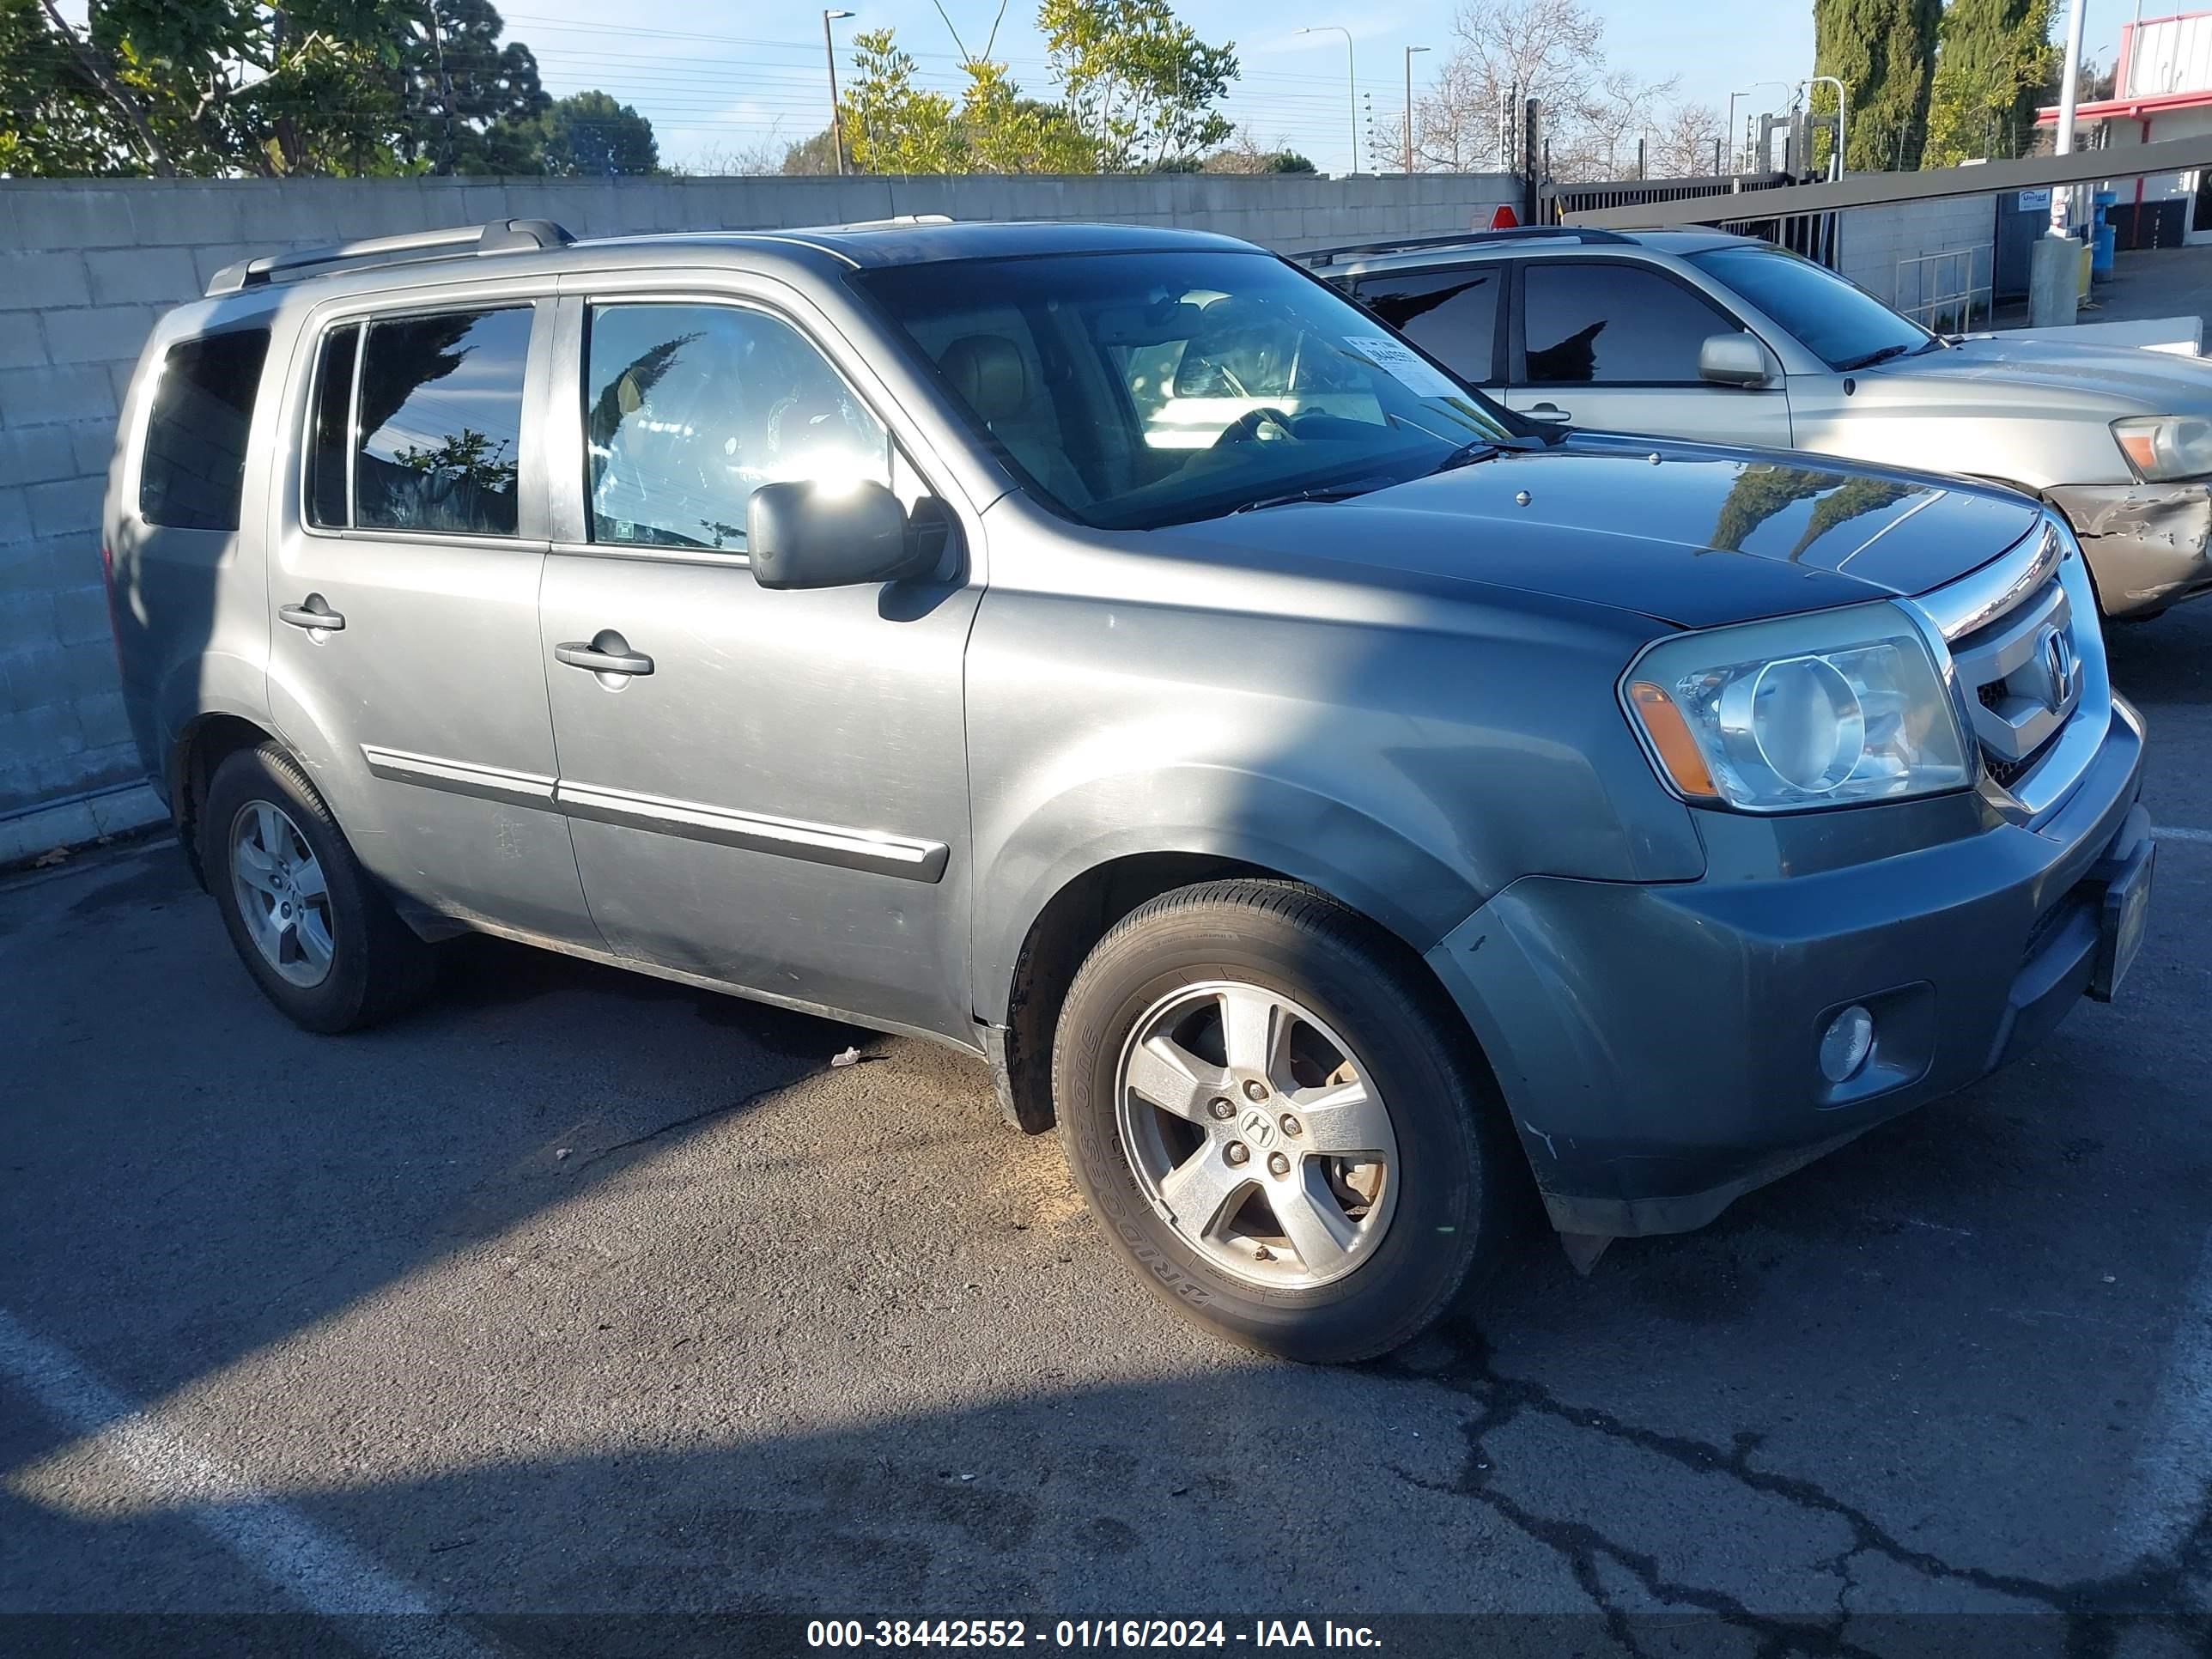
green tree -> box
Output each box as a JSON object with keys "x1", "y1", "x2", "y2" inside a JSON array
[
  {"x1": 841, "y1": 27, "x2": 1094, "y2": 173},
  {"x1": 1814, "y1": 0, "x2": 1942, "y2": 170},
  {"x1": 0, "y1": 1, "x2": 561, "y2": 177},
  {"x1": 395, "y1": 0, "x2": 549, "y2": 174},
  {"x1": 536, "y1": 89, "x2": 658, "y2": 175},
  {"x1": 3, "y1": 0, "x2": 407, "y2": 177},
  {"x1": 1040, "y1": 0, "x2": 1237, "y2": 170},
  {"x1": 842, "y1": 27, "x2": 959, "y2": 172},
  {"x1": 0, "y1": 0, "x2": 123, "y2": 174},
  {"x1": 958, "y1": 59, "x2": 1096, "y2": 171},
  {"x1": 1923, "y1": 0, "x2": 2056, "y2": 164}
]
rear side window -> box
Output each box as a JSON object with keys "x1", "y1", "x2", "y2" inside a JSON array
[
  {"x1": 138, "y1": 329, "x2": 270, "y2": 531},
  {"x1": 1355, "y1": 267, "x2": 1502, "y2": 383},
  {"x1": 352, "y1": 307, "x2": 531, "y2": 536}
]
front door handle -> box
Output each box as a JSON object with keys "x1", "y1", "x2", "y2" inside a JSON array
[
  {"x1": 555, "y1": 635, "x2": 654, "y2": 677},
  {"x1": 278, "y1": 595, "x2": 345, "y2": 631},
  {"x1": 1525, "y1": 403, "x2": 1572, "y2": 424}
]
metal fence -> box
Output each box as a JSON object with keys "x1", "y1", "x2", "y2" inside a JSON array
[
  {"x1": 1542, "y1": 173, "x2": 1844, "y2": 270},
  {"x1": 1893, "y1": 246, "x2": 1994, "y2": 332},
  {"x1": 1542, "y1": 172, "x2": 1794, "y2": 221}
]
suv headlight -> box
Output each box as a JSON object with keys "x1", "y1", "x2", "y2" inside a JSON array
[
  {"x1": 2112, "y1": 415, "x2": 2212, "y2": 482},
  {"x1": 1621, "y1": 602, "x2": 1972, "y2": 812}
]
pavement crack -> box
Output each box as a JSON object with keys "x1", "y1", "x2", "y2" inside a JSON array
[
  {"x1": 562, "y1": 1075, "x2": 806, "y2": 1175},
  {"x1": 1384, "y1": 1320, "x2": 2212, "y2": 1635}
]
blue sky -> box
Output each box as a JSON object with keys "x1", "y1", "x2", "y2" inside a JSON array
[{"x1": 501, "y1": 0, "x2": 2119, "y2": 175}]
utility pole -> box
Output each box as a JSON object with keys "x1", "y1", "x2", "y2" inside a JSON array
[
  {"x1": 1297, "y1": 27, "x2": 1358, "y2": 175},
  {"x1": 823, "y1": 9, "x2": 854, "y2": 175},
  {"x1": 2051, "y1": 0, "x2": 2090, "y2": 230},
  {"x1": 1404, "y1": 44, "x2": 1429, "y2": 175}
]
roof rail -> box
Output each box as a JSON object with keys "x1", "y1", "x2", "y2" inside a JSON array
[
  {"x1": 204, "y1": 218, "x2": 575, "y2": 298},
  {"x1": 1297, "y1": 225, "x2": 1634, "y2": 268}
]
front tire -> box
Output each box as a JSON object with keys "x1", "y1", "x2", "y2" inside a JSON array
[
  {"x1": 1054, "y1": 880, "x2": 1520, "y2": 1363},
  {"x1": 201, "y1": 744, "x2": 436, "y2": 1033}
]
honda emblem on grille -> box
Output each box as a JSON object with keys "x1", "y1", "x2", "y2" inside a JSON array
[{"x1": 2038, "y1": 626, "x2": 2076, "y2": 714}]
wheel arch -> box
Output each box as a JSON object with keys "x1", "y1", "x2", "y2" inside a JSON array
[
  {"x1": 981, "y1": 834, "x2": 1491, "y2": 1139},
  {"x1": 169, "y1": 711, "x2": 284, "y2": 889}
]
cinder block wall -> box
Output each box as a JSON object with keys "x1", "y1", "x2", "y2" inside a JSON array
[
  {"x1": 0, "y1": 171, "x2": 1516, "y2": 823},
  {"x1": 1837, "y1": 193, "x2": 2000, "y2": 319}
]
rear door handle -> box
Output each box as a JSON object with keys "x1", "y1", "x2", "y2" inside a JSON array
[
  {"x1": 555, "y1": 637, "x2": 654, "y2": 677},
  {"x1": 278, "y1": 595, "x2": 345, "y2": 631},
  {"x1": 1525, "y1": 403, "x2": 1571, "y2": 424}
]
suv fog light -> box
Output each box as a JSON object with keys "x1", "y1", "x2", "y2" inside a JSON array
[{"x1": 1819, "y1": 1006, "x2": 1875, "y2": 1084}]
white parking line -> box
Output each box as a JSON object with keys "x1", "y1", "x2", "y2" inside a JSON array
[
  {"x1": 0, "y1": 1309, "x2": 491, "y2": 1656},
  {"x1": 2155, "y1": 825, "x2": 2212, "y2": 845}
]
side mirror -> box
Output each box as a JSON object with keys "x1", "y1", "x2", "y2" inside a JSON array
[
  {"x1": 1698, "y1": 331, "x2": 1772, "y2": 388},
  {"x1": 745, "y1": 479, "x2": 938, "y2": 591}
]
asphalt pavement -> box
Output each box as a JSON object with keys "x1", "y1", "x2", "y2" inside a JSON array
[{"x1": 3, "y1": 601, "x2": 2209, "y2": 1657}]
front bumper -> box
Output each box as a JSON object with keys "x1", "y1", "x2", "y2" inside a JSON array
[
  {"x1": 1425, "y1": 698, "x2": 2149, "y2": 1238},
  {"x1": 2047, "y1": 480, "x2": 2212, "y2": 617}
]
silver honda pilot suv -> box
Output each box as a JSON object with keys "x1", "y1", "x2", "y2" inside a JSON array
[{"x1": 105, "y1": 216, "x2": 2154, "y2": 1362}]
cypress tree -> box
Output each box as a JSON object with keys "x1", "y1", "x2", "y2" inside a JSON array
[
  {"x1": 1814, "y1": 0, "x2": 1943, "y2": 170},
  {"x1": 1924, "y1": 0, "x2": 2058, "y2": 164}
]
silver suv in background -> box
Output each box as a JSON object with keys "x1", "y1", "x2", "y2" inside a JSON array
[
  {"x1": 106, "y1": 217, "x2": 2153, "y2": 1362},
  {"x1": 1310, "y1": 227, "x2": 2212, "y2": 619}
]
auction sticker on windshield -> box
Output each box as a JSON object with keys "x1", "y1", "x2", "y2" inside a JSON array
[{"x1": 1342, "y1": 334, "x2": 1463, "y2": 399}]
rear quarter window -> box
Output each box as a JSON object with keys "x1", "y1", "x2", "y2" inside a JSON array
[{"x1": 138, "y1": 329, "x2": 272, "y2": 532}]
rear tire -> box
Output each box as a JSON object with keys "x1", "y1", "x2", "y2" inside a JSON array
[
  {"x1": 201, "y1": 744, "x2": 436, "y2": 1033},
  {"x1": 1054, "y1": 879, "x2": 1521, "y2": 1364}
]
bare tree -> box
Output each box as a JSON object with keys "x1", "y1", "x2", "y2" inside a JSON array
[
  {"x1": 1559, "y1": 68, "x2": 1679, "y2": 179},
  {"x1": 1414, "y1": 0, "x2": 1698, "y2": 182},
  {"x1": 1650, "y1": 101, "x2": 1727, "y2": 177}
]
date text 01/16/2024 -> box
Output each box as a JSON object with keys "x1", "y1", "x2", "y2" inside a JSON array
[{"x1": 805, "y1": 1620, "x2": 1384, "y2": 1649}]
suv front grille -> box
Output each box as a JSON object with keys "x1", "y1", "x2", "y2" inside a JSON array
[{"x1": 1919, "y1": 522, "x2": 2094, "y2": 802}]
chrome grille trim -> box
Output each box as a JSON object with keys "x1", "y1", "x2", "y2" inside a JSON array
[
  {"x1": 1950, "y1": 575, "x2": 2078, "y2": 763},
  {"x1": 1916, "y1": 522, "x2": 2063, "y2": 642},
  {"x1": 1906, "y1": 517, "x2": 2110, "y2": 826}
]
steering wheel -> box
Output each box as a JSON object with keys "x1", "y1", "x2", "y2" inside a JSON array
[{"x1": 1212, "y1": 406, "x2": 1301, "y2": 448}]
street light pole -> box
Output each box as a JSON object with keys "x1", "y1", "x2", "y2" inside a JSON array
[
  {"x1": 823, "y1": 9, "x2": 854, "y2": 176},
  {"x1": 1801, "y1": 75, "x2": 1848, "y2": 179},
  {"x1": 1297, "y1": 27, "x2": 1358, "y2": 176},
  {"x1": 1404, "y1": 44, "x2": 1429, "y2": 175},
  {"x1": 1726, "y1": 90, "x2": 1743, "y2": 173}
]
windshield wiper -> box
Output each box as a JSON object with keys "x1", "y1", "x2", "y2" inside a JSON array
[
  {"x1": 1430, "y1": 439, "x2": 1505, "y2": 473},
  {"x1": 1837, "y1": 343, "x2": 1913, "y2": 371},
  {"x1": 1226, "y1": 476, "x2": 1394, "y2": 514}
]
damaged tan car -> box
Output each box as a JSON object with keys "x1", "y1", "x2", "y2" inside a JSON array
[{"x1": 1312, "y1": 230, "x2": 2212, "y2": 620}]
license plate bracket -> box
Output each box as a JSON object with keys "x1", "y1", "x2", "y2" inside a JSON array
[{"x1": 2090, "y1": 840, "x2": 2154, "y2": 1002}]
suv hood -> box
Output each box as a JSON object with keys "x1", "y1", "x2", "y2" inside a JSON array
[
  {"x1": 1867, "y1": 334, "x2": 2212, "y2": 410},
  {"x1": 1176, "y1": 438, "x2": 2042, "y2": 629}
]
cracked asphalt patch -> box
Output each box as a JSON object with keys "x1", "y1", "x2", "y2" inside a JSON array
[{"x1": 2, "y1": 605, "x2": 2209, "y2": 1650}]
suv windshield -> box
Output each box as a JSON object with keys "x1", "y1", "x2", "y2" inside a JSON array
[
  {"x1": 857, "y1": 250, "x2": 1515, "y2": 530},
  {"x1": 1688, "y1": 246, "x2": 1935, "y2": 371}
]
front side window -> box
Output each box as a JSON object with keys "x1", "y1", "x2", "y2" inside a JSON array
[
  {"x1": 585, "y1": 302, "x2": 890, "y2": 552},
  {"x1": 1688, "y1": 246, "x2": 1935, "y2": 370},
  {"x1": 139, "y1": 329, "x2": 271, "y2": 531},
  {"x1": 1520, "y1": 262, "x2": 1741, "y2": 386},
  {"x1": 859, "y1": 251, "x2": 1513, "y2": 531},
  {"x1": 1355, "y1": 266, "x2": 1502, "y2": 383},
  {"x1": 354, "y1": 307, "x2": 531, "y2": 536}
]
